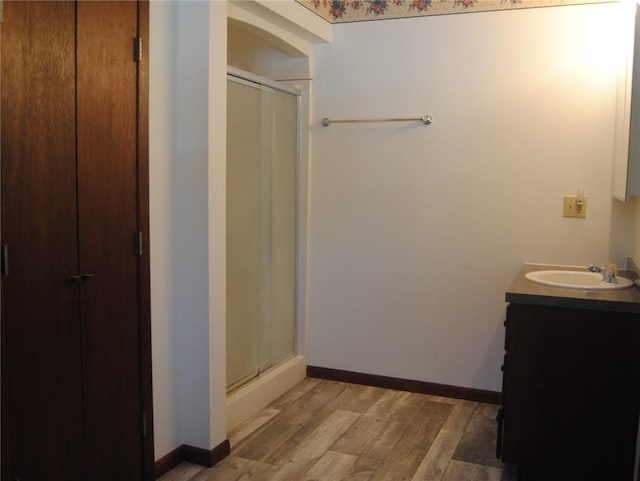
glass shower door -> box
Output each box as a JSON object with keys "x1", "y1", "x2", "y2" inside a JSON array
[{"x1": 226, "y1": 76, "x2": 297, "y2": 390}]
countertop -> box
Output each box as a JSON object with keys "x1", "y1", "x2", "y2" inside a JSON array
[{"x1": 505, "y1": 262, "x2": 640, "y2": 314}]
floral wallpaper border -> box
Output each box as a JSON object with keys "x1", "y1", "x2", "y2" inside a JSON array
[{"x1": 296, "y1": 0, "x2": 615, "y2": 22}]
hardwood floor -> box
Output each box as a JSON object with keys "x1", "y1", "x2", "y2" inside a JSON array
[{"x1": 159, "y1": 378, "x2": 517, "y2": 481}]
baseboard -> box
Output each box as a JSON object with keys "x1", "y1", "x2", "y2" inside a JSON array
[
  {"x1": 154, "y1": 446, "x2": 182, "y2": 479},
  {"x1": 307, "y1": 366, "x2": 501, "y2": 404},
  {"x1": 153, "y1": 439, "x2": 230, "y2": 479}
]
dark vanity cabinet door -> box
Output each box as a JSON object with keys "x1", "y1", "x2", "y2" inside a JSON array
[{"x1": 499, "y1": 303, "x2": 640, "y2": 480}]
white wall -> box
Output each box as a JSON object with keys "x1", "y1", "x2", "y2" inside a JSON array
[
  {"x1": 208, "y1": 0, "x2": 229, "y2": 452},
  {"x1": 149, "y1": 0, "x2": 228, "y2": 459},
  {"x1": 172, "y1": 0, "x2": 213, "y2": 450},
  {"x1": 309, "y1": 3, "x2": 636, "y2": 392},
  {"x1": 149, "y1": 0, "x2": 179, "y2": 458}
]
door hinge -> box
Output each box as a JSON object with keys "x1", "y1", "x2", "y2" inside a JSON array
[
  {"x1": 136, "y1": 231, "x2": 143, "y2": 256},
  {"x1": 1, "y1": 245, "x2": 9, "y2": 276},
  {"x1": 134, "y1": 37, "x2": 142, "y2": 63},
  {"x1": 141, "y1": 413, "x2": 147, "y2": 437}
]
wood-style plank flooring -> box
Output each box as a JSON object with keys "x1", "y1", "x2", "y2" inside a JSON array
[{"x1": 159, "y1": 378, "x2": 517, "y2": 481}]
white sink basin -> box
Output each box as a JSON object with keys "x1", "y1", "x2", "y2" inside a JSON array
[{"x1": 525, "y1": 270, "x2": 633, "y2": 290}]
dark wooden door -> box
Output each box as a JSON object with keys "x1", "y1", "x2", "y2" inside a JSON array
[
  {"x1": 1, "y1": 2, "x2": 152, "y2": 480},
  {"x1": 76, "y1": 3, "x2": 144, "y2": 479},
  {"x1": 1, "y1": 2, "x2": 84, "y2": 480}
]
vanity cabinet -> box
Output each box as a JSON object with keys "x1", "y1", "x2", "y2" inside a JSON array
[{"x1": 498, "y1": 303, "x2": 640, "y2": 480}]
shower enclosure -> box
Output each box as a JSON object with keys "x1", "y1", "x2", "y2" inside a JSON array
[{"x1": 226, "y1": 71, "x2": 299, "y2": 391}]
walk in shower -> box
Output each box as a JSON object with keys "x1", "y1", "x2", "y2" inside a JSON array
[{"x1": 226, "y1": 70, "x2": 299, "y2": 392}]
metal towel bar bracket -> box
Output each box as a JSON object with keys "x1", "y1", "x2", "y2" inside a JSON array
[{"x1": 321, "y1": 115, "x2": 433, "y2": 127}]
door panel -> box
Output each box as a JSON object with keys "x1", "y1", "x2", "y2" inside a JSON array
[
  {"x1": 226, "y1": 78, "x2": 298, "y2": 390},
  {"x1": 1, "y1": 1, "x2": 148, "y2": 480},
  {"x1": 76, "y1": 2, "x2": 143, "y2": 480},
  {"x1": 268, "y1": 89, "x2": 297, "y2": 368},
  {"x1": 227, "y1": 79, "x2": 263, "y2": 387},
  {"x1": 1, "y1": 2, "x2": 83, "y2": 480}
]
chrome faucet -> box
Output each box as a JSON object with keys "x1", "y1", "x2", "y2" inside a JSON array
[{"x1": 588, "y1": 263, "x2": 618, "y2": 283}]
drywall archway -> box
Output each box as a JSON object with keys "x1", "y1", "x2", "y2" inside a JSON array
[
  {"x1": 227, "y1": 1, "x2": 320, "y2": 80},
  {"x1": 228, "y1": 17, "x2": 309, "y2": 80}
]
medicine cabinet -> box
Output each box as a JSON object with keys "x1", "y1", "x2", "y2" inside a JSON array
[{"x1": 613, "y1": 1, "x2": 640, "y2": 201}]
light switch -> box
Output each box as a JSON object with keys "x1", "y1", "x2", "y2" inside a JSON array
[{"x1": 563, "y1": 195, "x2": 587, "y2": 218}]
